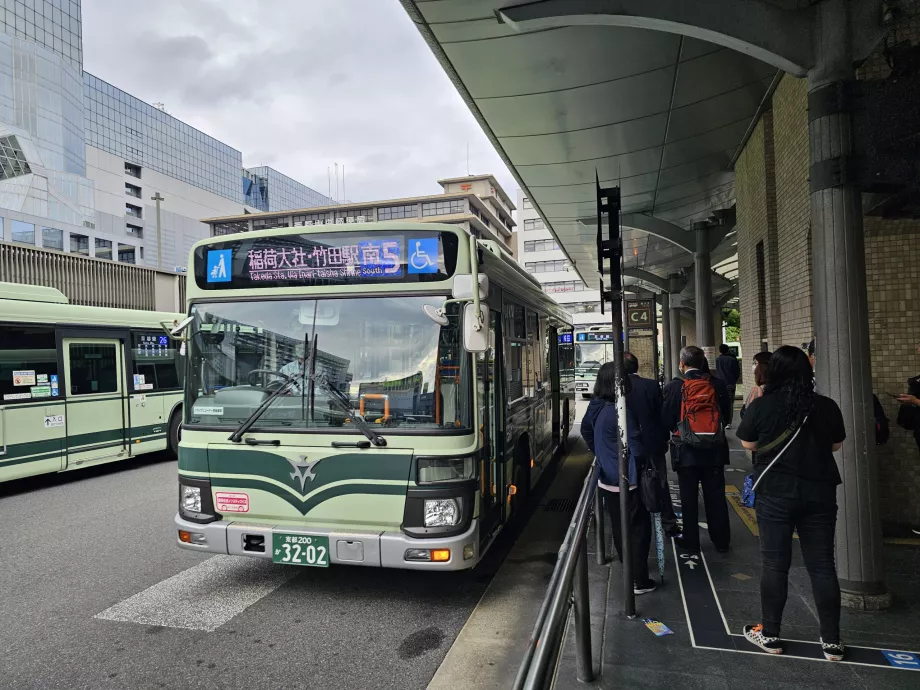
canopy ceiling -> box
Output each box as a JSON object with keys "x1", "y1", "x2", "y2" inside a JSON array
[{"x1": 402, "y1": 0, "x2": 781, "y2": 303}]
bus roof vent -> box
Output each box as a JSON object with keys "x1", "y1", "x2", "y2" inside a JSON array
[{"x1": 0, "y1": 281, "x2": 69, "y2": 304}]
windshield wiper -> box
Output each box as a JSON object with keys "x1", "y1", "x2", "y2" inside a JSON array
[
  {"x1": 228, "y1": 374, "x2": 298, "y2": 443},
  {"x1": 315, "y1": 374, "x2": 386, "y2": 447}
]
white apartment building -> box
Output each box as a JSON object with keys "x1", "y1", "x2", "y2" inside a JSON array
[{"x1": 515, "y1": 190, "x2": 606, "y2": 327}]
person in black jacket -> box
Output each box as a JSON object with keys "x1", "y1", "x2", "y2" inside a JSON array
[
  {"x1": 896, "y1": 341, "x2": 920, "y2": 535},
  {"x1": 662, "y1": 346, "x2": 732, "y2": 553},
  {"x1": 736, "y1": 346, "x2": 846, "y2": 661},
  {"x1": 581, "y1": 364, "x2": 656, "y2": 593},
  {"x1": 715, "y1": 344, "x2": 742, "y2": 428},
  {"x1": 624, "y1": 352, "x2": 680, "y2": 537}
]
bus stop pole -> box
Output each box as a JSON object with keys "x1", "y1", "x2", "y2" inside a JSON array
[{"x1": 596, "y1": 180, "x2": 635, "y2": 618}]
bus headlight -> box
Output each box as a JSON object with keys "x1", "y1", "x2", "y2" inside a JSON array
[
  {"x1": 424, "y1": 498, "x2": 460, "y2": 527},
  {"x1": 417, "y1": 456, "x2": 475, "y2": 484},
  {"x1": 181, "y1": 485, "x2": 202, "y2": 514}
]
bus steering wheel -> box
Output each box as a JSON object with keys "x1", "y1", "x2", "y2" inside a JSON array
[{"x1": 247, "y1": 369, "x2": 288, "y2": 388}]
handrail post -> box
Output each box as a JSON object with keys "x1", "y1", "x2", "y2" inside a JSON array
[
  {"x1": 573, "y1": 537, "x2": 594, "y2": 682},
  {"x1": 594, "y1": 489, "x2": 606, "y2": 565}
]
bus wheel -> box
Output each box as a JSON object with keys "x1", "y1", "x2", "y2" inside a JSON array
[{"x1": 168, "y1": 409, "x2": 182, "y2": 458}]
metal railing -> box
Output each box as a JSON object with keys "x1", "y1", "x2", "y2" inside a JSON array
[{"x1": 512, "y1": 461, "x2": 602, "y2": 690}]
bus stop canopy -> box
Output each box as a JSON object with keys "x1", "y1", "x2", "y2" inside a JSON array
[{"x1": 399, "y1": 0, "x2": 784, "y2": 305}]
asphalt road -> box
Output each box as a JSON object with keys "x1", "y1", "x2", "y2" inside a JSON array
[{"x1": 0, "y1": 453, "x2": 532, "y2": 690}]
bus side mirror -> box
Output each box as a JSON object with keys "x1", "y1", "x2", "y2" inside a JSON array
[
  {"x1": 161, "y1": 316, "x2": 194, "y2": 342},
  {"x1": 463, "y1": 303, "x2": 489, "y2": 353}
]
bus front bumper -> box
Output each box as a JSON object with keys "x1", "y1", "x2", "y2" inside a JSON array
[{"x1": 173, "y1": 513, "x2": 480, "y2": 571}]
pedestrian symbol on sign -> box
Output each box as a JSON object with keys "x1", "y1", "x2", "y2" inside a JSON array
[{"x1": 207, "y1": 249, "x2": 232, "y2": 283}]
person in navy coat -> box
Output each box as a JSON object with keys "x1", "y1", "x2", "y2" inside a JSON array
[{"x1": 624, "y1": 352, "x2": 680, "y2": 537}]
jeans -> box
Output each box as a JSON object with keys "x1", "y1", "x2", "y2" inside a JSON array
[
  {"x1": 676, "y1": 465, "x2": 731, "y2": 551},
  {"x1": 602, "y1": 486, "x2": 652, "y2": 584},
  {"x1": 755, "y1": 494, "x2": 841, "y2": 642}
]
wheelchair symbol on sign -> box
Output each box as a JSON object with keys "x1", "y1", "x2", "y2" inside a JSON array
[{"x1": 410, "y1": 241, "x2": 435, "y2": 271}]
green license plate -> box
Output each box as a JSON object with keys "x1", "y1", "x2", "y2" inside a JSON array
[{"x1": 271, "y1": 533, "x2": 330, "y2": 567}]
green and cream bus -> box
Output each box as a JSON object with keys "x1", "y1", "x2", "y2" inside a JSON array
[
  {"x1": 573, "y1": 326, "x2": 615, "y2": 399},
  {"x1": 173, "y1": 222, "x2": 575, "y2": 570},
  {"x1": 0, "y1": 282, "x2": 184, "y2": 484}
]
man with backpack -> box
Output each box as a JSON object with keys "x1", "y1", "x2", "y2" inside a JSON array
[{"x1": 662, "y1": 346, "x2": 732, "y2": 553}]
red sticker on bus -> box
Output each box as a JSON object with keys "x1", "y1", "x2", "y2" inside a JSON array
[{"x1": 215, "y1": 492, "x2": 250, "y2": 513}]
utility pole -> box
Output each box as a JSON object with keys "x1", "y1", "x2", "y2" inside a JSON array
[{"x1": 151, "y1": 192, "x2": 164, "y2": 271}]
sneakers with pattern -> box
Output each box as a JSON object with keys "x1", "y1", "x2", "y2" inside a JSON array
[
  {"x1": 821, "y1": 639, "x2": 845, "y2": 661},
  {"x1": 743, "y1": 624, "x2": 783, "y2": 654}
]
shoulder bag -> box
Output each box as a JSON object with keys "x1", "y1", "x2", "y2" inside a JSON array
[{"x1": 741, "y1": 415, "x2": 809, "y2": 508}]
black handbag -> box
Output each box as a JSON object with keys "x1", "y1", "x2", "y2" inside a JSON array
[{"x1": 639, "y1": 456, "x2": 667, "y2": 513}]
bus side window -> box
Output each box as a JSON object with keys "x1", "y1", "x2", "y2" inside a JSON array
[
  {"x1": 0, "y1": 325, "x2": 60, "y2": 402},
  {"x1": 526, "y1": 310, "x2": 540, "y2": 395},
  {"x1": 131, "y1": 332, "x2": 182, "y2": 392},
  {"x1": 69, "y1": 344, "x2": 118, "y2": 395},
  {"x1": 506, "y1": 304, "x2": 526, "y2": 401}
]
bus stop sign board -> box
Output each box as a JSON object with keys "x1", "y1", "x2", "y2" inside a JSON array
[{"x1": 626, "y1": 300, "x2": 653, "y2": 336}]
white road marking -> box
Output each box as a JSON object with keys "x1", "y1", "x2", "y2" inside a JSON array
[{"x1": 94, "y1": 556, "x2": 298, "y2": 632}]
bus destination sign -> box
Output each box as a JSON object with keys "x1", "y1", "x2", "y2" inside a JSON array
[
  {"x1": 576, "y1": 332, "x2": 613, "y2": 342},
  {"x1": 194, "y1": 231, "x2": 458, "y2": 290},
  {"x1": 239, "y1": 238, "x2": 404, "y2": 282}
]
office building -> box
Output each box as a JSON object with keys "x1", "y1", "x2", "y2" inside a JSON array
[
  {"x1": 0, "y1": 0, "x2": 332, "y2": 274},
  {"x1": 515, "y1": 190, "x2": 605, "y2": 326},
  {"x1": 244, "y1": 166, "x2": 334, "y2": 213},
  {"x1": 206, "y1": 173, "x2": 516, "y2": 252}
]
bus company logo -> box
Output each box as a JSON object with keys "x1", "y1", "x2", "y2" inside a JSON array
[
  {"x1": 206, "y1": 249, "x2": 232, "y2": 283},
  {"x1": 286, "y1": 456, "x2": 322, "y2": 492}
]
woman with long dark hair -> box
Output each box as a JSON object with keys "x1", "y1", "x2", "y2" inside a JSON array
[
  {"x1": 741, "y1": 351, "x2": 772, "y2": 418},
  {"x1": 736, "y1": 346, "x2": 846, "y2": 660},
  {"x1": 581, "y1": 363, "x2": 656, "y2": 594}
]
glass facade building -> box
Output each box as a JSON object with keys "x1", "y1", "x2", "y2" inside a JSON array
[
  {"x1": 84, "y1": 73, "x2": 243, "y2": 203},
  {"x1": 0, "y1": 0, "x2": 83, "y2": 67},
  {"x1": 0, "y1": 0, "x2": 331, "y2": 273},
  {"x1": 243, "y1": 165, "x2": 334, "y2": 212},
  {"x1": 0, "y1": 0, "x2": 86, "y2": 176}
]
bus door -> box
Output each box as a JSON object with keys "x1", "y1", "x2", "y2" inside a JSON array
[
  {"x1": 477, "y1": 311, "x2": 503, "y2": 543},
  {"x1": 549, "y1": 326, "x2": 561, "y2": 445},
  {"x1": 62, "y1": 337, "x2": 128, "y2": 469}
]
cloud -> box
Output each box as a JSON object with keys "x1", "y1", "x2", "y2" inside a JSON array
[{"x1": 80, "y1": 0, "x2": 516, "y2": 205}]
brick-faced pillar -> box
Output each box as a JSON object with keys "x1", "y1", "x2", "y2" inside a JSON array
[{"x1": 808, "y1": 0, "x2": 887, "y2": 607}]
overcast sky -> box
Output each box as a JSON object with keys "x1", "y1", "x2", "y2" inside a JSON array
[{"x1": 81, "y1": 0, "x2": 516, "y2": 205}]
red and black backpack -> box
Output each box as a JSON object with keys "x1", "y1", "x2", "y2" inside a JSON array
[{"x1": 673, "y1": 375, "x2": 725, "y2": 449}]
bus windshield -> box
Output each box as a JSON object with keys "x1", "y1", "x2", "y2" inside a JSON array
[
  {"x1": 186, "y1": 296, "x2": 471, "y2": 433},
  {"x1": 575, "y1": 342, "x2": 613, "y2": 373}
]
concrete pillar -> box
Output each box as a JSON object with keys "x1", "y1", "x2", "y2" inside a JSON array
[
  {"x1": 693, "y1": 222, "x2": 715, "y2": 364},
  {"x1": 808, "y1": 0, "x2": 886, "y2": 606},
  {"x1": 668, "y1": 304, "x2": 682, "y2": 379},
  {"x1": 713, "y1": 306, "x2": 723, "y2": 346},
  {"x1": 651, "y1": 296, "x2": 661, "y2": 383},
  {"x1": 660, "y1": 292, "x2": 672, "y2": 382}
]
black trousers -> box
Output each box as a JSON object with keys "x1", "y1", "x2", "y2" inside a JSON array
[
  {"x1": 725, "y1": 384, "x2": 737, "y2": 425},
  {"x1": 756, "y1": 494, "x2": 841, "y2": 642},
  {"x1": 602, "y1": 486, "x2": 651, "y2": 584},
  {"x1": 676, "y1": 465, "x2": 730, "y2": 551}
]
